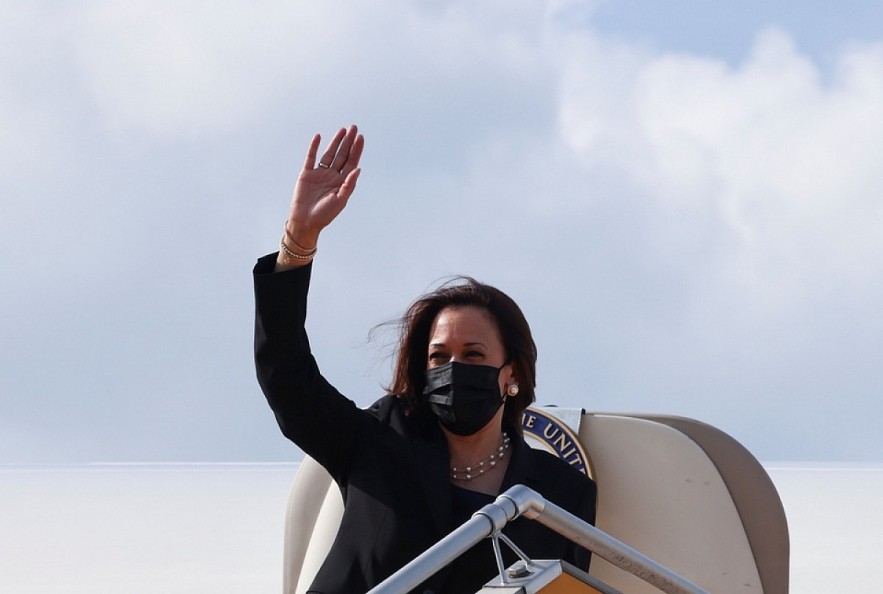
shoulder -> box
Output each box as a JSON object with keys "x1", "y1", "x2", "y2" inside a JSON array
[
  {"x1": 365, "y1": 394, "x2": 403, "y2": 418},
  {"x1": 530, "y1": 447, "x2": 594, "y2": 483},
  {"x1": 364, "y1": 394, "x2": 430, "y2": 436},
  {"x1": 527, "y1": 446, "x2": 597, "y2": 501}
]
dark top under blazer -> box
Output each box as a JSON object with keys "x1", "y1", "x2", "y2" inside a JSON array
[{"x1": 253, "y1": 255, "x2": 597, "y2": 594}]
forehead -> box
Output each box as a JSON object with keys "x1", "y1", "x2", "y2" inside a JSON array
[{"x1": 429, "y1": 305, "x2": 501, "y2": 343}]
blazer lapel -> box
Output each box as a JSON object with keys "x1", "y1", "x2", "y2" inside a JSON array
[
  {"x1": 501, "y1": 435, "x2": 541, "y2": 492},
  {"x1": 412, "y1": 432, "x2": 541, "y2": 536},
  {"x1": 412, "y1": 430, "x2": 453, "y2": 538}
]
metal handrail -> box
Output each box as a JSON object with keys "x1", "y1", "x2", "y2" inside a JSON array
[{"x1": 366, "y1": 484, "x2": 709, "y2": 594}]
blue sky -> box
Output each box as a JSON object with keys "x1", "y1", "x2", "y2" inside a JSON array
[
  {"x1": 588, "y1": 1, "x2": 883, "y2": 65},
  {"x1": 2, "y1": 0, "x2": 882, "y2": 463}
]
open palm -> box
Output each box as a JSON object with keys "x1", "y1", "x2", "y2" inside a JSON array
[{"x1": 287, "y1": 125, "x2": 364, "y2": 247}]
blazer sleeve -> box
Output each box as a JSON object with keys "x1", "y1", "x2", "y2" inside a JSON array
[{"x1": 253, "y1": 254, "x2": 367, "y2": 482}]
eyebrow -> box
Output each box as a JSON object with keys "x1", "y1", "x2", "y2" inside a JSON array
[{"x1": 428, "y1": 341, "x2": 487, "y2": 348}]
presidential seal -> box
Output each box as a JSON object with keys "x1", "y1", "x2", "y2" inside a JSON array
[{"x1": 521, "y1": 407, "x2": 591, "y2": 476}]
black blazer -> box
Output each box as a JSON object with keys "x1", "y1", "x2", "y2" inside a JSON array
[{"x1": 254, "y1": 255, "x2": 596, "y2": 594}]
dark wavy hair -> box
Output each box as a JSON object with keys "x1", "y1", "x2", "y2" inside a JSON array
[{"x1": 387, "y1": 277, "x2": 536, "y2": 435}]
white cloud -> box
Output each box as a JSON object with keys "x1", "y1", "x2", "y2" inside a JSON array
[
  {"x1": 67, "y1": 1, "x2": 310, "y2": 139},
  {"x1": 556, "y1": 26, "x2": 883, "y2": 308}
]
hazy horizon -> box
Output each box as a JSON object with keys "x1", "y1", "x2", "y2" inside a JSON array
[{"x1": 2, "y1": 462, "x2": 881, "y2": 593}]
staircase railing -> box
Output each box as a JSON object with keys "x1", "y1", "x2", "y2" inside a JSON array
[{"x1": 367, "y1": 484, "x2": 710, "y2": 594}]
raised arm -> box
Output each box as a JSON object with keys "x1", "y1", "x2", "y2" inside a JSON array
[
  {"x1": 277, "y1": 124, "x2": 365, "y2": 271},
  {"x1": 255, "y1": 125, "x2": 368, "y2": 478}
]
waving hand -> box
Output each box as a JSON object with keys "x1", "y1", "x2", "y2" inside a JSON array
[{"x1": 279, "y1": 125, "x2": 364, "y2": 269}]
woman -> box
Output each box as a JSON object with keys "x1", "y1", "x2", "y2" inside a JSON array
[{"x1": 253, "y1": 125, "x2": 597, "y2": 593}]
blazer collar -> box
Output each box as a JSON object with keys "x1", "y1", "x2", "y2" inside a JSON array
[
  {"x1": 501, "y1": 433, "x2": 541, "y2": 492},
  {"x1": 411, "y1": 423, "x2": 453, "y2": 538},
  {"x1": 411, "y1": 427, "x2": 542, "y2": 536}
]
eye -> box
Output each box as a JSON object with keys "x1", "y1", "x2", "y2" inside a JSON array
[
  {"x1": 465, "y1": 350, "x2": 484, "y2": 360},
  {"x1": 428, "y1": 351, "x2": 450, "y2": 366}
]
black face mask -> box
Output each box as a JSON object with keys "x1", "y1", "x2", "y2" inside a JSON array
[{"x1": 423, "y1": 361, "x2": 504, "y2": 436}]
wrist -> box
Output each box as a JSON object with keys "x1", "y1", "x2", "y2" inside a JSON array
[
  {"x1": 283, "y1": 219, "x2": 319, "y2": 251},
  {"x1": 277, "y1": 221, "x2": 317, "y2": 270}
]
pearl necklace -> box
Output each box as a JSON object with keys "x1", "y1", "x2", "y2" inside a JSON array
[{"x1": 449, "y1": 433, "x2": 510, "y2": 481}]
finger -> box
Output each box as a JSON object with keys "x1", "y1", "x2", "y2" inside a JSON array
[
  {"x1": 318, "y1": 127, "x2": 346, "y2": 168},
  {"x1": 340, "y1": 133, "x2": 365, "y2": 177},
  {"x1": 337, "y1": 168, "x2": 362, "y2": 202},
  {"x1": 329, "y1": 124, "x2": 359, "y2": 171},
  {"x1": 303, "y1": 134, "x2": 321, "y2": 170}
]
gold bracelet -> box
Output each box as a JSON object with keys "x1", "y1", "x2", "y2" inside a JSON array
[{"x1": 279, "y1": 235, "x2": 316, "y2": 263}]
